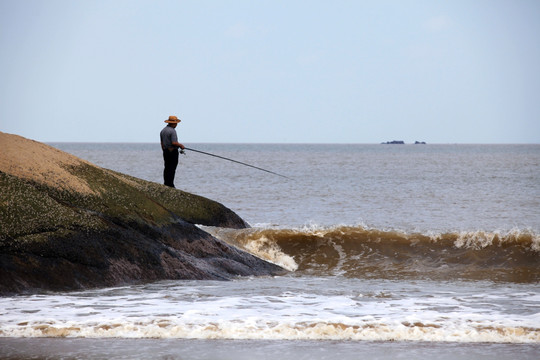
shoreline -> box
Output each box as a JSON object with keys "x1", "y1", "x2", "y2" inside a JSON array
[{"x1": 1, "y1": 337, "x2": 538, "y2": 360}]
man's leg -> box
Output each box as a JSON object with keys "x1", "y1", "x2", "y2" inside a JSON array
[{"x1": 163, "y1": 149, "x2": 178, "y2": 187}]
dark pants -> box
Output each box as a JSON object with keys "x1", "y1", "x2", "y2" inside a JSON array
[{"x1": 163, "y1": 148, "x2": 179, "y2": 187}]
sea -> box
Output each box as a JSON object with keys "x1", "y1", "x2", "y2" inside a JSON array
[{"x1": 1, "y1": 143, "x2": 539, "y2": 359}]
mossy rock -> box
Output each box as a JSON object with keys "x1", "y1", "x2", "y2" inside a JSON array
[
  {"x1": 0, "y1": 132, "x2": 283, "y2": 294},
  {"x1": 1, "y1": 163, "x2": 247, "y2": 244}
]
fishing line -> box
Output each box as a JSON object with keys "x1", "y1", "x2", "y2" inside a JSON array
[{"x1": 182, "y1": 147, "x2": 292, "y2": 180}]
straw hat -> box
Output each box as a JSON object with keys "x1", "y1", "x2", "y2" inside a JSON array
[{"x1": 165, "y1": 115, "x2": 181, "y2": 123}]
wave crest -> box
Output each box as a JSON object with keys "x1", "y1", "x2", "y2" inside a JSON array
[
  {"x1": 3, "y1": 320, "x2": 538, "y2": 342},
  {"x1": 207, "y1": 226, "x2": 540, "y2": 283}
]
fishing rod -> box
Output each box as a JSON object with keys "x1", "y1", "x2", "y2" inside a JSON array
[{"x1": 181, "y1": 147, "x2": 292, "y2": 180}]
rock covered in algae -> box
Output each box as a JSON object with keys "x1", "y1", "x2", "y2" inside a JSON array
[{"x1": 0, "y1": 132, "x2": 284, "y2": 294}]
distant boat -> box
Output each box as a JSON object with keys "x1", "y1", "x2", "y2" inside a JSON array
[
  {"x1": 414, "y1": 141, "x2": 426, "y2": 144},
  {"x1": 382, "y1": 140, "x2": 405, "y2": 144}
]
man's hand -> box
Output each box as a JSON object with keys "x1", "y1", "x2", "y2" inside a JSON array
[{"x1": 172, "y1": 141, "x2": 185, "y2": 150}]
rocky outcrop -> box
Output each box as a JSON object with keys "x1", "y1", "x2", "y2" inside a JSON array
[{"x1": 0, "y1": 132, "x2": 284, "y2": 294}]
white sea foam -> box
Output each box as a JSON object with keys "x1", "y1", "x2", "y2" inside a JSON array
[
  {"x1": 198, "y1": 226, "x2": 298, "y2": 271},
  {"x1": 1, "y1": 278, "x2": 538, "y2": 343},
  {"x1": 3, "y1": 319, "x2": 537, "y2": 342},
  {"x1": 232, "y1": 233, "x2": 298, "y2": 271}
]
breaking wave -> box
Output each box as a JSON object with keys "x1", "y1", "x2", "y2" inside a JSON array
[
  {"x1": 206, "y1": 225, "x2": 540, "y2": 283},
  {"x1": 2, "y1": 319, "x2": 538, "y2": 343}
]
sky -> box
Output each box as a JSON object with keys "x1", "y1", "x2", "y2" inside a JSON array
[{"x1": 1, "y1": 0, "x2": 539, "y2": 144}]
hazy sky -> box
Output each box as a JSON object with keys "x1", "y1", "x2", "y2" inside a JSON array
[{"x1": 1, "y1": 0, "x2": 539, "y2": 143}]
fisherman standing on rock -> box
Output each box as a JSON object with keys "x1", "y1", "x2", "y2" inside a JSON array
[{"x1": 160, "y1": 115, "x2": 185, "y2": 188}]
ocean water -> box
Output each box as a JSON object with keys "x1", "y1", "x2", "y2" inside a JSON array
[{"x1": 1, "y1": 143, "x2": 539, "y2": 359}]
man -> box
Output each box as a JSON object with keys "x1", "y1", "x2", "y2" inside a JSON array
[{"x1": 160, "y1": 115, "x2": 185, "y2": 188}]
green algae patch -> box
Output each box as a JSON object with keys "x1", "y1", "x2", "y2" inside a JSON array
[
  {"x1": 114, "y1": 172, "x2": 248, "y2": 229},
  {"x1": 56, "y1": 163, "x2": 175, "y2": 226},
  {"x1": 0, "y1": 171, "x2": 105, "y2": 243},
  {"x1": 1, "y1": 153, "x2": 247, "y2": 247}
]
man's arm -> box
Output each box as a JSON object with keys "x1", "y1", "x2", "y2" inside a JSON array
[{"x1": 172, "y1": 141, "x2": 185, "y2": 150}]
